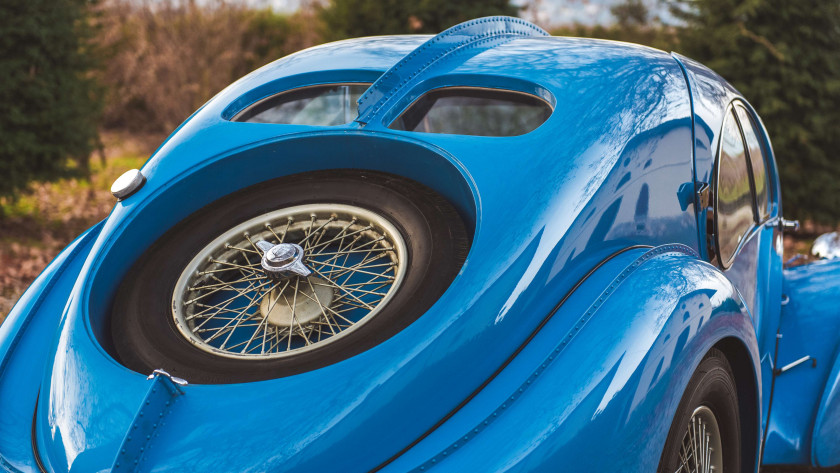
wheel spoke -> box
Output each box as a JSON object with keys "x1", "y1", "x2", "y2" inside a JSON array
[
  {"x1": 673, "y1": 406, "x2": 722, "y2": 473},
  {"x1": 172, "y1": 204, "x2": 406, "y2": 359}
]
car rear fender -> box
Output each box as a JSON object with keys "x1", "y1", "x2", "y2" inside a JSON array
[
  {"x1": 379, "y1": 244, "x2": 760, "y2": 473},
  {"x1": 0, "y1": 221, "x2": 104, "y2": 472}
]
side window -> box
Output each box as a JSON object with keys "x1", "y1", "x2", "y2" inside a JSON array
[
  {"x1": 232, "y1": 84, "x2": 370, "y2": 125},
  {"x1": 389, "y1": 87, "x2": 552, "y2": 137},
  {"x1": 734, "y1": 106, "x2": 771, "y2": 221},
  {"x1": 715, "y1": 110, "x2": 754, "y2": 266}
]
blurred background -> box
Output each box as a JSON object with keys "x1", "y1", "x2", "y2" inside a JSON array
[{"x1": 2, "y1": 0, "x2": 839, "y2": 319}]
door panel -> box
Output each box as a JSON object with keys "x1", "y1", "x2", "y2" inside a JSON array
[{"x1": 763, "y1": 259, "x2": 840, "y2": 466}]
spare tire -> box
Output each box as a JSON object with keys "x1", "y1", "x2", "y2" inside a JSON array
[{"x1": 110, "y1": 170, "x2": 470, "y2": 384}]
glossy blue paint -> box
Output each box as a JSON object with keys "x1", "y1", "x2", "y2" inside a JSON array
[
  {"x1": 355, "y1": 16, "x2": 548, "y2": 126},
  {"x1": 0, "y1": 222, "x2": 103, "y2": 472},
  {"x1": 380, "y1": 245, "x2": 759, "y2": 472},
  {"x1": 676, "y1": 53, "x2": 785, "y2": 446},
  {"x1": 111, "y1": 372, "x2": 185, "y2": 472},
  {"x1": 762, "y1": 259, "x2": 840, "y2": 466},
  {"x1": 0, "y1": 16, "x2": 834, "y2": 473}
]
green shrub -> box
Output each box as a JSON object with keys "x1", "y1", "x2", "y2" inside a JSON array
[{"x1": 0, "y1": 0, "x2": 102, "y2": 201}]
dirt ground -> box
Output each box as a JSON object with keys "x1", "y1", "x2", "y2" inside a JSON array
[{"x1": 0, "y1": 134, "x2": 152, "y2": 320}]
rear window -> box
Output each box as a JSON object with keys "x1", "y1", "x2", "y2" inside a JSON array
[
  {"x1": 232, "y1": 83, "x2": 370, "y2": 125},
  {"x1": 389, "y1": 87, "x2": 552, "y2": 137}
]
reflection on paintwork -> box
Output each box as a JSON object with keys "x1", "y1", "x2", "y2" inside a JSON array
[
  {"x1": 735, "y1": 105, "x2": 771, "y2": 220},
  {"x1": 379, "y1": 250, "x2": 750, "y2": 473},
  {"x1": 0, "y1": 16, "x2": 830, "y2": 473},
  {"x1": 717, "y1": 110, "x2": 753, "y2": 266},
  {"x1": 811, "y1": 232, "x2": 840, "y2": 259},
  {"x1": 765, "y1": 259, "x2": 840, "y2": 465}
]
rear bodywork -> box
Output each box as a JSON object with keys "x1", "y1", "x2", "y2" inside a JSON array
[
  {"x1": 763, "y1": 259, "x2": 840, "y2": 467},
  {"x1": 0, "y1": 17, "x2": 835, "y2": 472}
]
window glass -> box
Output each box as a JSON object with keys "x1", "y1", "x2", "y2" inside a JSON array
[
  {"x1": 735, "y1": 106, "x2": 771, "y2": 221},
  {"x1": 233, "y1": 84, "x2": 370, "y2": 125},
  {"x1": 389, "y1": 87, "x2": 552, "y2": 137},
  {"x1": 716, "y1": 110, "x2": 755, "y2": 265}
]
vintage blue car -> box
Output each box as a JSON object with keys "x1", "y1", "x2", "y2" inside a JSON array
[{"x1": 1, "y1": 16, "x2": 839, "y2": 473}]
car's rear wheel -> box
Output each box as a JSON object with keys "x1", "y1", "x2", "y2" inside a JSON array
[
  {"x1": 110, "y1": 170, "x2": 470, "y2": 384},
  {"x1": 657, "y1": 348, "x2": 741, "y2": 473}
]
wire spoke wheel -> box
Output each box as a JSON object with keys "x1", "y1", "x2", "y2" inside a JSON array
[
  {"x1": 658, "y1": 348, "x2": 740, "y2": 473},
  {"x1": 675, "y1": 406, "x2": 724, "y2": 473},
  {"x1": 111, "y1": 171, "x2": 469, "y2": 383},
  {"x1": 171, "y1": 204, "x2": 407, "y2": 359}
]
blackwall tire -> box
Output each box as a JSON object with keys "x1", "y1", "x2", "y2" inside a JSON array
[
  {"x1": 110, "y1": 170, "x2": 470, "y2": 384},
  {"x1": 657, "y1": 348, "x2": 741, "y2": 473}
]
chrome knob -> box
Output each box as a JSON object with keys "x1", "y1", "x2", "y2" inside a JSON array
[
  {"x1": 256, "y1": 241, "x2": 311, "y2": 277},
  {"x1": 111, "y1": 169, "x2": 145, "y2": 200}
]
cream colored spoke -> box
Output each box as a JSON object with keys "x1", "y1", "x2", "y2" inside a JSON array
[
  {"x1": 263, "y1": 279, "x2": 292, "y2": 315},
  {"x1": 309, "y1": 217, "x2": 334, "y2": 249},
  {"x1": 290, "y1": 278, "x2": 312, "y2": 346},
  {"x1": 314, "y1": 262, "x2": 395, "y2": 281},
  {"x1": 188, "y1": 279, "x2": 263, "y2": 319},
  {"x1": 238, "y1": 313, "x2": 272, "y2": 354},
  {"x1": 330, "y1": 255, "x2": 395, "y2": 286},
  {"x1": 191, "y1": 306, "x2": 248, "y2": 319},
  {"x1": 203, "y1": 280, "x2": 272, "y2": 333},
  {"x1": 282, "y1": 216, "x2": 294, "y2": 243},
  {"x1": 300, "y1": 214, "x2": 317, "y2": 249},
  {"x1": 307, "y1": 225, "x2": 373, "y2": 254},
  {"x1": 198, "y1": 266, "x2": 255, "y2": 276},
  {"x1": 315, "y1": 250, "x2": 391, "y2": 274},
  {"x1": 331, "y1": 298, "x2": 379, "y2": 311},
  {"x1": 209, "y1": 259, "x2": 261, "y2": 272},
  {"x1": 309, "y1": 245, "x2": 393, "y2": 258},
  {"x1": 674, "y1": 407, "x2": 722, "y2": 473},
  {"x1": 244, "y1": 279, "x2": 292, "y2": 354},
  {"x1": 299, "y1": 216, "x2": 335, "y2": 248},
  {"x1": 295, "y1": 284, "x2": 356, "y2": 326},
  {"x1": 308, "y1": 218, "x2": 356, "y2": 256},
  {"x1": 306, "y1": 231, "x2": 359, "y2": 271},
  {"x1": 265, "y1": 222, "x2": 282, "y2": 243},
  {"x1": 202, "y1": 290, "x2": 264, "y2": 338},
  {"x1": 204, "y1": 286, "x2": 269, "y2": 345},
  {"x1": 310, "y1": 281, "x2": 387, "y2": 297},
  {"x1": 196, "y1": 321, "x2": 264, "y2": 334},
  {"x1": 184, "y1": 278, "x2": 269, "y2": 306},
  {"x1": 224, "y1": 244, "x2": 261, "y2": 255},
  {"x1": 305, "y1": 277, "x2": 336, "y2": 335},
  {"x1": 277, "y1": 278, "x2": 311, "y2": 349},
  {"x1": 190, "y1": 275, "x2": 264, "y2": 292},
  {"x1": 172, "y1": 204, "x2": 406, "y2": 360},
  {"x1": 332, "y1": 279, "x2": 395, "y2": 289},
  {"x1": 308, "y1": 266, "x2": 375, "y2": 309},
  {"x1": 188, "y1": 285, "x2": 259, "y2": 320}
]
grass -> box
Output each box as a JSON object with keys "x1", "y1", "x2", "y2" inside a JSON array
[{"x1": 0, "y1": 133, "x2": 153, "y2": 322}]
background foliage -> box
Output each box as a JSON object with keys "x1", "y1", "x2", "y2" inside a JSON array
[
  {"x1": 0, "y1": 0, "x2": 102, "y2": 200},
  {"x1": 319, "y1": 0, "x2": 518, "y2": 40},
  {"x1": 2, "y1": 0, "x2": 839, "y2": 316},
  {"x1": 668, "y1": 0, "x2": 840, "y2": 225}
]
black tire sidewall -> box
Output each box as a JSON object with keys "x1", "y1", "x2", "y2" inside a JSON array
[
  {"x1": 657, "y1": 348, "x2": 741, "y2": 473},
  {"x1": 110, "y1": 170, "x2": 469, "y2": 384}
]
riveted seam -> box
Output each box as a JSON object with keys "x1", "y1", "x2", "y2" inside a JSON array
[{"x1": 409, "y1": 243, "x2": 698, "y2": 471}]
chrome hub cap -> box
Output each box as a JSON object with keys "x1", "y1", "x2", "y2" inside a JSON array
[
  {"x1": 171, "y1": 203, "x2": 407, "y2": 359},
  {"x1": 676, "y1": 406, "x2": 724, "y2": 473},
  {"x1": 257, "y1": 241, "x2": 311, "y2": 278}
]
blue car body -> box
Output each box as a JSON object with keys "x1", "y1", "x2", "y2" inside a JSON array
[{"x1": 1, "y1": 16, "x2": 839, "y2": 472}]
